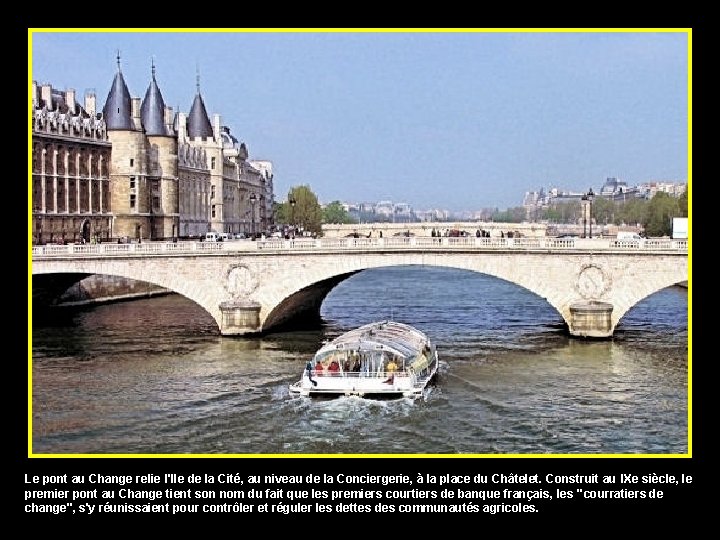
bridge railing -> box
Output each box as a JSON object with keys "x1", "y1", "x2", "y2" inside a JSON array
[{"x1": 31, "y1": 236, "x2": 689, "y2": 258}]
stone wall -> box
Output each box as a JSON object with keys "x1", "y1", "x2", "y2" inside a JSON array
[{"x1": 57, "y1": 275, "x2": 169, "y2": 306}]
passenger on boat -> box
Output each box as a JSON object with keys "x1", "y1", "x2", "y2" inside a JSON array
[
  {"x1": 306, "y1": 361, "x2": 318, "y2": 387},
  {"x1": 383, "y1": 358, "x2": 398, "y2": 384},
  {"x1": 386, "y1": 358, "x2": 398, "y2": 374},
  {"x1": 314, "y1": 360, "x2": 324, "y2": 376},
  {"x1": 352, "y1": 358, "x2": 361, "y2": 372},
  {"x1": 328, "y1": 360, "x2": 340, "y2": 376}
]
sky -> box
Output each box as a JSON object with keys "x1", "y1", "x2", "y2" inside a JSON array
[{"x1": 30, "y1": 29, "x2": 689, "y2": 211}]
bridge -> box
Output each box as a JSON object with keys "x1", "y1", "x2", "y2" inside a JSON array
[{"x1": 31, "y1": 236, "x2": 689, "y2": 338}]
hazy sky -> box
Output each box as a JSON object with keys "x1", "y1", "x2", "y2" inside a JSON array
[{"x1": 30, "y1": 29, "x2": 689, "y2": 210}]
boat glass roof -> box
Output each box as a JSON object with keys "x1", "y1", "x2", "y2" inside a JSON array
[{"x1": 315, "y1": 321, "x2": 430, "y2": 359}]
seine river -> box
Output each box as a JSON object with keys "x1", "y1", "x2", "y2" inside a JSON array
[{"x1": 31, "y1": 266, "x2": 688, "y2": 455}]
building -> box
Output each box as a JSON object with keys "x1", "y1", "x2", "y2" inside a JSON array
[
  {"x1": 31, "y1": 57, "x2": 274, "y2": 243},
  {"x1": 637, "y1": 181, "x2": 687, "y2": 199},
  {"x1": 598, "y1": 177, "x2": 641, "y2": 202},
  {"x1": 102, "y1": 60, "x2": 179, "y2": 241},
  {"x1": 31, "y1": 82, "x2": 112, "y2": 244}
]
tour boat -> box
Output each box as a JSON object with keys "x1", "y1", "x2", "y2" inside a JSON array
[{"x1": 289, "y1": 320, "x2": 439, "y2": 398}]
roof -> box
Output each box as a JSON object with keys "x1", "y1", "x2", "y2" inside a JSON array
[
  {"x1": 187, "y1": 92, "x2": 214, "y2": 139},
  {"x1": 102, "y1": 68, "x2": 134, "y2": 131},
  {"x1": 141, "y1": 66, "x2": 172, "y2": 136},
  {"x1": 315, "y1": 321, "x2": 431, "y2": 360}
]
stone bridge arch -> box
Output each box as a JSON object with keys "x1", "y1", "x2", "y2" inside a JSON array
[
  {"x1": 31, "y1": 247, "x2": 688, "y2": 338},
  {"x1": 31, "y1": 260, "x2": 221, "y2": 324},
  {"x1": 251, "y1": 251, "x2": 687, "y2": 338}
]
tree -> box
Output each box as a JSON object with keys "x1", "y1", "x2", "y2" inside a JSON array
[
  {"x1": 590, "y1": 197, "x2": 615, "y2": 225},
  {"x1": 322, "y1": 201, "x2": 356, "y2": 224},
  {"x1": 285, "y1": 185, "x2": 323, "y2": 235},
  {"x1": 273, "y1": 201, "x2": 288, "y2": 224},
  {"x1": 492, "y1": 206, "x2": 527, "y2": 223},
  {"x1": 677, "y1": 188, "x2": 688, "y2": 217},
  {"x1": 618, "y1": 198, "x2": 647, "y2": 226},
  {"x1": 644, "y1": 192, "x2": 679, "y2": 237}
]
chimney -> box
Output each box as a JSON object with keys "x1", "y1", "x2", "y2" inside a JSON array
[
  {"x1": 84, "y1": 91, "x2": 96, "y2": 117},
  {"x1": 164, "y1": 105, "x2": 174, "y2": 130},
  {"x1": 131, "y1": 97, "x2": 142, "y2": 130},
  {"x1": 131, "y1": 97, "x2": 141, "y2": 119},
  {"x1": 40, "y1": 84, "x2": 52, "y2": 109},
  {"x1": 65, "y1": 88, "x2": 76, "y2": 114}
]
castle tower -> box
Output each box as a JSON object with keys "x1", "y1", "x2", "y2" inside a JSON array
[
  {"x1": 181, "y1": 70, "x2": 224, "y2": 233},
  {"x1": 103, "y1": 52, "x2": 151, "y2": 240},
  {"x1": 140, "y1": 60, "x2": 179, "y2": 240}
]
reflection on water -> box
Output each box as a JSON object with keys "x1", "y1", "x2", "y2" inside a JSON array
[{"x1": 31, "y1": 266, "x2": 688, "y2": 455}]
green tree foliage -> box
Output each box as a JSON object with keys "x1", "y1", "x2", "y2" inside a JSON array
[
  {"x1": 537, "y1": 201, "x2": 581, "y2": 223},
  {"x1": 644, "y1": 192, "x2": 681, "y2": 237},
  {"x1": 527, "y1": 188, "x2": 688, "y2": 233},
  {"x1": 677, "y1": 188, "x2": 688, "y2": 217},
  {"x1": 590, "y1": 196, "x2": 615, "y2": 225},
  {"x1": 322, "y1": 201, "x2": 356, "y2": 224},
  {"x1": 273, "y1": 201, "x2": 288, "y2": 224},
  {"x1": 492, "y1": 207, "x2": 527, "y2": 223},
  {"x1": 283, "y1": 185, "x2": 323, "y2": 235}
]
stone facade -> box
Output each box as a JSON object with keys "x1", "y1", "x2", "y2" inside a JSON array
[
  {"x1": 31, "y1": 82, "x2": 112, "y2": 244},
  {"x1": 31, "y1": 60, "x2": 274, "y2": 244}
]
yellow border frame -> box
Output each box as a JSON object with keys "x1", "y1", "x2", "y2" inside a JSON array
[{"x1": 28, "y1": 27, "x2": 691, "y2": 459}]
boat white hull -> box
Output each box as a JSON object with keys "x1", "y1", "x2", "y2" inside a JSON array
[{"x1": 289, "y1": 358, "x2": 438, "y2": 398}]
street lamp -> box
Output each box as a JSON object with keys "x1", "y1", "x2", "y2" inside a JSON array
[
  {"x1": 587, "y1": 188, "x2": 595, "y2": 239},
  {"x1": 249, "y1": 193, "x2": 257, "y2": 237},
  {"x1": 580, "y1": 188, "x2": 594, "y2": 238},
  {"x1": 289, "y1": 196, "x2": 296, "y2": 228}
]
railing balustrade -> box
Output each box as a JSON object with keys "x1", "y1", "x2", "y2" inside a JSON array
[{"x1": 31, "y1": 236, "x2": 689, "y2": 258}]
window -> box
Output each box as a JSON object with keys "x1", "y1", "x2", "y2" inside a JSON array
[
  {"x1": 130, "y1": 158, "x2": 134, "y2": 167},
  {"x1": 130, "y1": 176, "x2": 136, "y2": 190},
  {"x1": 211, "y1": 157, "x2": 216, "y2": 169},
  {"x1": 211, "y1": 205, "x2": 216, "y2": 218},
  {"x1": 130, "y1": 194, "x2": 136, "y2": 209},
  {"x1": 211, "y1": 185, "x2": 216, "y2": 199},
  {"x1": 153, "y1": 196, "x2": 160, "y2": 210}
]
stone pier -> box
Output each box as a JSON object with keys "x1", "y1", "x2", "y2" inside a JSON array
[
  {"x1": 219, "y1": 300, "x2": 262, "y2": 335},
  {"x1": 568, "y1": 301, "x2": 614, "y2": 338}
]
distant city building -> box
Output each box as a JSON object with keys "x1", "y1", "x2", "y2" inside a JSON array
[
  {"x1": 637, "y1": 181, "x2": 687, "y2": 198},
  {"x1": 344, "y1": 200, "x2": 416, "y2": 223},
  {"x1": 598, "y1": 177, "x2": 641, "y2": 202}
]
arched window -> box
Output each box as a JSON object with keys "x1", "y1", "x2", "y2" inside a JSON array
[
  {"x1": 43, "y1": 144, "x2": 52, "y2": 175},
  {"x1": 56, "y1": 146, "x2": 66, "y2": 176},
  {"x1": 68, "y1": 147, "x2": 77, "y2": 176}
]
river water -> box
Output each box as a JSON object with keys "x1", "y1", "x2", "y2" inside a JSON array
[{"x1": 31, "y1": 266, "x2": 688, "y2": 455}]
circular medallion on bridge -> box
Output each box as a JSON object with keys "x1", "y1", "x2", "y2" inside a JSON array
[
  {"x1": 226, "y1": 265, "x2": 257, "y2": 298},
  {"x1": 575, "y1": 263, "x2": 611, "y2": 299}
]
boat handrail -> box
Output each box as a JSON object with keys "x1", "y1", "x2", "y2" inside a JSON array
[{"x1": 310, "y1": 370, "x2": 410, "y2": 378}]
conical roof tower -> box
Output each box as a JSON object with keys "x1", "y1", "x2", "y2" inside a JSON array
[
  {"x1": 187, "y1": 70, "x2": 214, "y2": 140},
  {"x1": 141, "y1": 59, "x2": 172, "y2": 136},
  {"x1": 102, "y1": 52, "x2": 134, "y2": 131}
]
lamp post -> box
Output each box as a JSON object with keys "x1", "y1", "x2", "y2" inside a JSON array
[
  {"x1": 587, "y1": 188, "x2": 595, "y2": 239},
  {"x1": 581, "y1": 193, "x2": 589, "y2": 238},
  {"x1": 289, "y1": 196, "x2": 296, "y2": 229},
  {"x1": 249, "y1": 193, "x2": 257, "y2": 238}
]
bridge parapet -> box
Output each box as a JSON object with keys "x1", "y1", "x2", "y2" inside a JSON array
[{"x1": 32, "y1": 237, "x2": 688, "y2": 259}]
